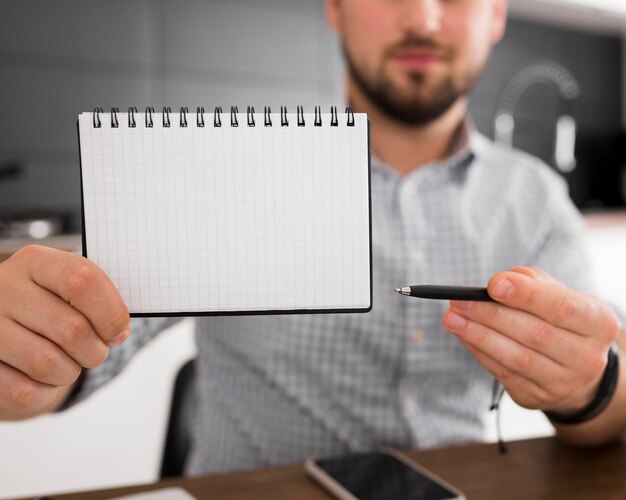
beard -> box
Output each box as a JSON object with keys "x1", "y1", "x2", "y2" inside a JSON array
[{"x1": 343, "y1": 35, "x2": 480, "y2": 127}]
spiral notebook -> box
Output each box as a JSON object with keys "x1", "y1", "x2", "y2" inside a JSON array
[{"x1": 78, "y1": 106, "x2": 372, "y2": 316}]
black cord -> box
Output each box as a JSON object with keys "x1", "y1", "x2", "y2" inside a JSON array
[{"x1": 490, "y1": 378, "x2": 508, "y2": 454}]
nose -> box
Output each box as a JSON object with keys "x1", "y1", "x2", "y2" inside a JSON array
[{"x1": 402, "y1": 0, "x2": 442, "y2": 36}]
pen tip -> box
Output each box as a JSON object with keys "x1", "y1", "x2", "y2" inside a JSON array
[{"x1": 395, "y1": 288, "x2": 401, "y2": 293}]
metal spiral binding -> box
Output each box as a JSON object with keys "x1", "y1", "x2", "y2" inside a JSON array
[
  {"x1": 345, "y1": 106, "x2": 355, "y2": 126},
  {"x1": 280, "y1": 106, "x2": 289, "y2": 126},
  {"x1": 330, "y1": 106, "x2": 338, "y2": 127},
  {"x1": 92, "y1": 105, "x2": 355, "y2": 128},
  {"x1": 297, "y1": 106, "x2": 305, "y2": 127},
  {"x1": 314, "y1": 106, "x2": 322, "y2": 127},
  {"x1": 145, "y1": 107, "x2": 154, "y2": 128},
  {"x1": 162, "y1": 107, "x2": 171, "y2": 128},
  {"x1": 231, "y1": 106, "x2": 239, "y2": 127},
  {"x1": 214, "y1": 107, "x2": 222, "y2": 127},
  {"x1": 111, "y1": 107, "x2": 119, "y2": 128},
  {"x1": 93, "y1": 107, "x2": 103, "y2": 128},
  {"x1": 264, "y1": 106, "x2": 272, "y2": 127},
  {"x1": 197, "y1": 107, "x2": 205, "y2": 127},
  {"x1": 128, "y1": 107, "x2": 137, "y2": 128}
]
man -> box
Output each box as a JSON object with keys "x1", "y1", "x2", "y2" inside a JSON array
[{"x1": 0, "y1": 0, "x2": 625, "y2": 475}]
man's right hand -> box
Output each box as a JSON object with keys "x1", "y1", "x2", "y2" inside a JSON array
[{"x1": 0, "y1": 245, "x2": 130, "y2": 416}]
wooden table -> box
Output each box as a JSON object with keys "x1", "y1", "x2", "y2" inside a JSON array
[{"x1": 33, "y1": 436, "x2": 626, "y2": 500}]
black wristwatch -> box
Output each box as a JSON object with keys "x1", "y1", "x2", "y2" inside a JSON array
[{"x1": 544, "y1": 342, "x2": 620, "y2": 425}]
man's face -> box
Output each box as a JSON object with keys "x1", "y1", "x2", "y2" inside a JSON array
[{"x1": 326, "y1": 0, "x2": 507, "y2": 126}]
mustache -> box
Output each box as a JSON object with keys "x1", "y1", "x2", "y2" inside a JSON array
[{"x1": 387, "y1": 35, "x2": 453, "y2": 59}]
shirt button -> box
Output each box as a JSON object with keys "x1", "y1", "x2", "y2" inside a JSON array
[
  {"x1": 400, "y1": 181, "x2": 416, "y2": 198},
  {"x1": 411, "y1": 329, "x2": 424, "y2": 345},
  {"x1": 410, "y1": 248, "x2": 424, "y2": 266},
  {"x1": 403, "y1": 396, "x2": 417, "y2": 414}
]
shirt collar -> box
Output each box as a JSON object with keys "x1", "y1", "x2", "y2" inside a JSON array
[{"x1": 369, "y1": 116, "x2": 480, "y2": 178}]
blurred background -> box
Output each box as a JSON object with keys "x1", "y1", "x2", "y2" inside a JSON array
[{"x1": 0, "y1": 0, "x2": 625, "y2": 498}]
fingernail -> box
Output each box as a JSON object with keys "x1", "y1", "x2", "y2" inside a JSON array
[
  {"x1": 451, "y1": 300, "x2": 473, "y2": 310},
  {"x1": 492, "y1": 278, "x2": 516, "y2": 299},
  {"x1": 109, "y1": 328, "x2": 130, "y2": 346},
  {"x1": 446, "y1": 311, "x2": 468, "y2": 330}
]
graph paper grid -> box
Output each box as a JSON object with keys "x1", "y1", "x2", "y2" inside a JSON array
[{"x1": 78, "y1": 111, "x2": 371, "y2": 315}]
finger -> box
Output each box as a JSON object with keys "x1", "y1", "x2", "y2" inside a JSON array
[
  {"x1": 487, "y1": 269, "x2": 620, "y2": 340},
  {"x1": 0, "y1": 360, "x2": 59, "y2": 411},
  {"x1": 449, "y1": 300, "x2": 585, "y2": 366},
  {"x1": 460, "y1": 340, "x2": 551, "y2": 410},
  {"x1": 509, "y1": 266, "x2": 560, "y2": 284},
  {"x1": 15, "y1": 245, "x2": 131, "y2": 343},
  {"x1": 442, "y1": 309, "x2": 562, "y2": 385},
  {"x1": 3, "y1": 279, "x2": 111, "y2": 368},
  {"x1": 0, "y1": 318, "x2": 82, "y2": 386}
]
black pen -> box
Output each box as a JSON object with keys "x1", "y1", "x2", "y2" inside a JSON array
[{"x1": 394, "y1": 285, "x2": 494, "y2": 302}]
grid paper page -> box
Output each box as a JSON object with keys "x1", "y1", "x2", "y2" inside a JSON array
[{"x1": 78, "y1": 111, "x2": 371, "y2": 315}]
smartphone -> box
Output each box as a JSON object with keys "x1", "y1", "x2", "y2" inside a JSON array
[{"x1": 305, "y1": 448, "x2": 465, "y2": 500}]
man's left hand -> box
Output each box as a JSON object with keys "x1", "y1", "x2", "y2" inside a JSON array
[{"x1": 442, "y1": 266, "x2": 621, "y2": 414}]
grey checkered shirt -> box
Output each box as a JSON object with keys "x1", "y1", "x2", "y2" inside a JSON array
[{"x1": 59, "y1": 126, "x2": 617, "y2": 475}]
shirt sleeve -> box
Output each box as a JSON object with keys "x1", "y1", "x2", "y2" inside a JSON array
[
  {"x1": 54, "y1": 317, "x2": 184, "y2": 412},
  {"x1": 526, "y1": 168, "x2": 626, "y2": 329}
]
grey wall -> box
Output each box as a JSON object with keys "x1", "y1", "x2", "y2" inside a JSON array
[
  {"x1": 0, "y1": 1, "x2": 622, "y2": 227},
  {"x1": 0, "y1": 0, "x2": 343, "y2": 228}
]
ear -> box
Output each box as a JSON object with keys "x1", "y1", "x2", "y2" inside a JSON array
[
  {"x1": 490, "y1": 0, "x2": 508, "y2": 44},
  {"x1": 325, "y1": 0, "x2": 341, "y2": 33}
]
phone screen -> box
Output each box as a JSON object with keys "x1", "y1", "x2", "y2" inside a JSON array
[{"x1": 314, "y1": 452, "x2": 460, "y2": 500}]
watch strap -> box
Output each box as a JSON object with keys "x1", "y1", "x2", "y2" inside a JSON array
[{"x1": 544, "y1": 342, "x2": 619, "y2": 425}]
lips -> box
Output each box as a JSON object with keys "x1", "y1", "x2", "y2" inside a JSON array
[{"x1": 392, "y1": 49, "x2": 444, "y2": 70}]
